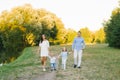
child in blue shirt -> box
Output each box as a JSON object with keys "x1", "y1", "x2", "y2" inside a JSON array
[{"x1": 59, "y1": 47, "x2": 70, "y2": 70}]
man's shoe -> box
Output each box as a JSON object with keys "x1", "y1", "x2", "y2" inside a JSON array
[
  {"x1": 74, "y1": 65, "x2": 77, "y2": 68},
  {"x1": 51, "y1": 69, "x2": 53, "y2": 71},
  {"x1": 78, "y1": 66, "x2": 81, "y2": 68}
]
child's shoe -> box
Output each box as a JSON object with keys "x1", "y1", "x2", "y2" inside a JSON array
[{"x1": 54, "y1": 69, "x2": 56, "y2": 71}]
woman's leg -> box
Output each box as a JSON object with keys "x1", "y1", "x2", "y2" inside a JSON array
[
  {"x1": 41, "y1": 57, "x2": 44, "y2": 67},
  {"x1": 43, "y1": 57, "x2": 47, "y2": 68},
  {"x1": 41, "y1": 57, "x2": 45, "y2": 71},
  {"x1": 41, "y1": 56, "x2": 47, "y2": 71}
]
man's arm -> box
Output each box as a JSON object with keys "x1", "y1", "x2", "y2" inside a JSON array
[
  {"x1": 82, "y1": 38, "x2": 85, "y2": 50},
  {"x1": 72, "y1": 38, "x2": 76, "y2": 52}
]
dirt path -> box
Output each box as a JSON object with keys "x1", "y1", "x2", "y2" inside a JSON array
[
  {"x1": 30, "y1": 49, "x2": 56, "y2": 80},
  {"x1": 32, "y1": 71, "x2": 56, "y2": 80}
]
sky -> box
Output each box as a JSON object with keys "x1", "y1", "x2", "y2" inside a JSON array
[{"x1": 0, "y1": 0, "x2": 119, "y2": 31}]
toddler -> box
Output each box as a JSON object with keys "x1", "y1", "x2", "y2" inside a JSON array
[{"x1": 48, "y1": 54, "x2": 57, "y2": 71}]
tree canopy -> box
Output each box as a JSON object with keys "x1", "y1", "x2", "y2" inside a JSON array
[
  {"x1": 0, "y1": 4, "x2": 107, "y2": 63},
  {"x1": 0, "y1": 4, "x2": 65, "y2": 62},
  {"x1": 104, "y1": 7, "x2": 120, "y2": 48}
]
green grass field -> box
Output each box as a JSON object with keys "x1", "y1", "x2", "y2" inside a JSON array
[
  {"x1": 0, "y1": 44, "x2": 120, "y2": 80},
  {"x1": 0, "y1": 47, "x2": 43, "y2": 80},
  {"x1": 56, "y1": 44, "x2": 120, "y2": 80}
]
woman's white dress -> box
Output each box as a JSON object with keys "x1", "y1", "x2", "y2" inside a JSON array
[{"x1": 39, "y1": 40, "x2": 50, "y2": 57}]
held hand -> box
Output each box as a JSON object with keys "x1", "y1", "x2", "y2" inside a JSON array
[
  {"x1": 57, "y1": 56, "x2": 60, "y2": 59},
  {"x1": 68, "y1": 51, "x2": 72, "y2": 54},
  {"x1": 57, "y1": 55, "x2": 60, "y2": 59}
]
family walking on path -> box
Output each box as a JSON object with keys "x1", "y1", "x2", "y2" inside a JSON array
[{"x1": 39, "y1": 31, "x2": 85, "y2": 71}]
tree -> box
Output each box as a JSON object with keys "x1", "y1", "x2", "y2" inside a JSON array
[
  {"x1": 0, "y1": 34, "x2": 4, "y2": 51},
  {"x1": 80, "y1": 27, "x2": 93, "y2": 43},
  {"x1": 104, "y1": 8, "x2": 120, "y2": 48},
  {"x1": 65, "y1": 28, "x2": 76, "y2": 43},
  {"x1": 95, "y1": 28, "x2": 106, "y2": 43},
  {"x1": 0, "y1": 4, "x2": 64, "y2": 62}
]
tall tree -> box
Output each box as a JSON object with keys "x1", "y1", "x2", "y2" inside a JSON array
[
  {"x1": 104, "y1": 8, "x2": 120, "y2": 48},
  {"x1": 0, "y1": 4, "x2": 64, "y2": 62}
]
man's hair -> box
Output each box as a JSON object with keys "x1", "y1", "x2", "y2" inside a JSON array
[{"x1": 78, "y1": 31, "x2": 81, "y2": 34}]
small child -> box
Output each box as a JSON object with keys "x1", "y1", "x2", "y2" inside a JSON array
[
  {"x1": 48, "y1": 54, "x2": 57, "y2": 71},
  {"x1": 59, "y1": 47, "x2": 69, "y2": 70}
]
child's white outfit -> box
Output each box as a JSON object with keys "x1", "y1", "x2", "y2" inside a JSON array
[
  {"x1": 48, "y1": 56, "x2": 57, "y2": 71},
  {"x1": 60, "y1": 52, "x2": 68, "y2": 70}
]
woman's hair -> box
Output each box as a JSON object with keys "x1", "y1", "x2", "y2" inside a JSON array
[
  {"x1": 40, "y1": 34, "x2": 46, "y2": 43},
  {"x1": 62, "y1": 47, "x2": 67, "y2": 52}
]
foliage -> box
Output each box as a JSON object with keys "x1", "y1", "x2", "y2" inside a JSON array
[
  {"x1": 79, "y1": 27, "x2": 106, "y2": 44},
  {"x1": 0, "y1": 44, "x2": 120, "y2": 80},
  {"x1": 0, "y1": 3, "x2": 108, "y2": 63},
  {"x1": 80, "y1": 27, "x2": 93, "y2": 43},
  {"x1": 104, "y1": 8, "x2": 120, "y2": 48},
  {"x1": 64, "y1": 28, "x2": 77, "y2": 44},
  {"x1": 0, "y1": 4, "x2": 64, "y2": 62},
  {"x1": 95, "y1": 28, "x2": 106, "y2": 43}
]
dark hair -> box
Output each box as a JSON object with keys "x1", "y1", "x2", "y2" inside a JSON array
[
  {"x1": 78, "y1": 31, "x2": 81, "y2": 34},
  {"x1": 40, "y1": 34, "x2": 46, "y2": 43}
]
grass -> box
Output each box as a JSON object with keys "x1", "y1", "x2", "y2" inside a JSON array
[
  {"x1": 0, "y1": 47, "x2": 43, "y2": 80},
  {"x1": 0, "y1": 44, "x2": 120, "y2": 80},
  {"x1": 56, "y1": 44, "x2": 120, "y2": 80}
]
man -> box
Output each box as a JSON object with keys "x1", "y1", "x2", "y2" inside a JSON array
[{"x1": 72, "y1": 31, "x2": 85, "y2": 68}]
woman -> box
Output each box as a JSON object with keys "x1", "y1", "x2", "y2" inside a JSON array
[
  {"x1": 39, "y1": 34, "x2": 50, "y2": 71},
  {"x1": 72, "y1": 31, "x2": 85, "y2": 68}
]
